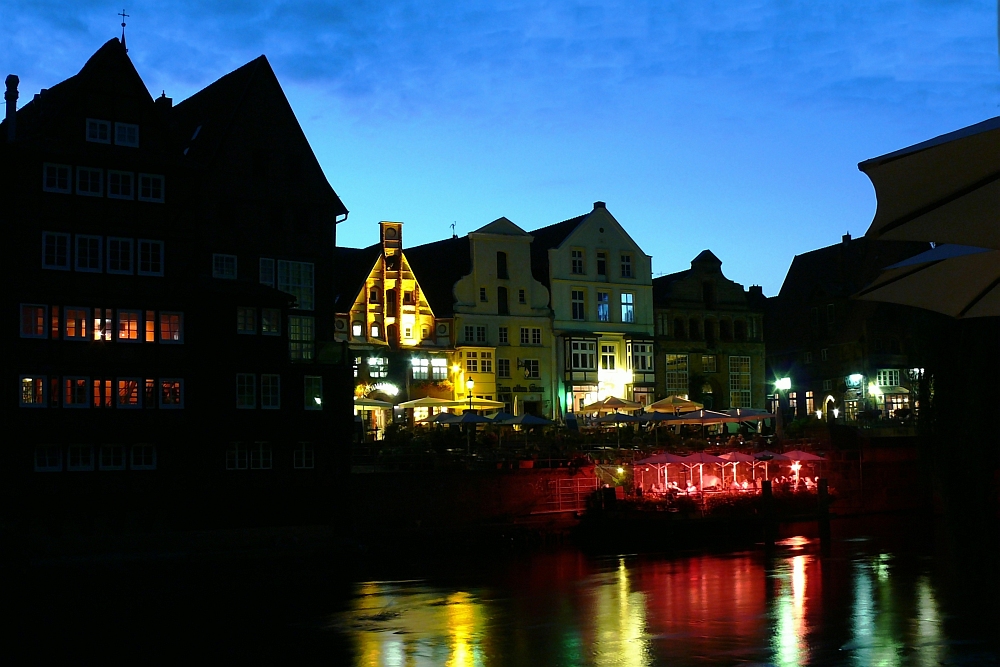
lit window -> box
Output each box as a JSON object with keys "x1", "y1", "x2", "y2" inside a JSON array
[
  {"x1": 499, "y1": 327, "x2": 508, "y2": 344},
  {"x1": 43, "y1": 163, "x2": 71, "y2": 193},
  {"x1": 293, "y1": 442, "x2": 315, "y2": 469},
  {"x1": 480, "y1": 351, "x2": 493, "y2": 374},
  {"x1": 431, "y1": 358, "x2": 448, "y2": 380},
  {"x1": 144, "y1": 378, "x2": 157, "y2": 408},
  {"x1": 601, "y1": 344, "x2": 616, "y2": 370},
  {"x1": 412, "y1": 359, "x2": 430, "y2": 380},
  {"x1": 75, "y1": 235, "x2": 102, "y2": 272},
  {"x1": 877, "y1": 369, "x2": 900, "y2": 386},
  {"x1": 107, "y1": 237, "x2": 133, "y2": 274},
  {"x1": 369, "y1": 357, "x2": 388, "y2": 378},
  {"x1": 620, "y1": 292, "x2": 634, "y2": 323},
  {"x1": 114, "y1": 122, "x2": 139, "y2": 147},
  {"x1": 145, "y1": 310, "x2": 156, "y2": 342},
  {"x1": 466, "y1": 351, "x2": 478, "y2": 373},
  {"x1": 159, "y1": 379, "x2": 184, "y2": 408},
  {"x1": 226, "y1": 443, "x2": 248, "y2": 470},
  {"x1": 93, "y1": 308, "x2": 112, "y2": 341},
  {"x1": 260, "y1": 258, "x2": 276, "y2": 287},
  {"x1": 117, "y1": 378, "x2": 141, "y2": 408},
  {"x1": 250, "y1": 442, "x2": 272, "y2": 469},
  {"x1": 64, "y1": 307, "x2": 90, "y2": 340},
  {"x1": 137, "y1": 240, "x2": 164, "y2": 276},
  {"x1": 597, "y1": 292, "x2": 609, "y2": 322},
  {"x1": 159, "y1": 312, "x2": 183, "y2": 343},
  {"x1": 34, "y1": 446, "x2": 62, "y2": 472},
  {"x1": 92, "y1": 379, "x2": 113, "y2": 408},
  {"x1": 20, "y1": 305, "x2": 47, "y2": 339},
  {"x1": 42, "y1": 232, "x2": 70, "y2": 270},
  {"x1": 278, "y1": 260, "x2": 315, "y2": 310},
  {"x1": 571, "y1": 290, "x2": 585, "y2": 320},
  {"x1": 262, "y1": 309, "x2": 281, "y2": 335},
  {"x1": 261, "y1": 374, "x2": 280, "y2": 409},
  {"x1": 237, "y1": 307, "x2": 257, "y2": 334},
  {"x1": 77, "y1": 167, "x2": 103, "y2": 196},
  {"x1": 99, "y1": 445, "x2": 127, "y2": 471},
  {"x1": 64, "y1": 377, "x2": 89, "y2": 407},
  {"x1": 371, "y1": 323, "x2": 381, "y2": 339},
  {"x1": 117, "y1": 309, "x2": 141, "y2": 341},
  {"x1": 236, "y1": 373, "x2": 256, "y2": 409},
  {"x1": 497, "y1": 358, "x2": 511, "y2": 378},
  {"x1": 620, "y1": 254, "x2": 633, "y2": 278},
  {"x1": 213, "y1": 254, "x2": 237, "y2": 279},
  {"x1": 86, "y1": 118, "x2": 110, "y2": 143},
  {"x1": 352, "y1": 321, "x2": 363, "y2": 337},
  {"x1": 571, "y1": 249, "x2": 585, "y2": 274},
  {"x1": 107, "y1": 170, "x2": 134, "y2": 199},
  {"x1": 304, "y1": 376, "x2": 323, "y2": 410},
  {"x1": 290, "y1": 316, "x2": 315, "y2": 360},
  {"x1": 131, "y1": 444, "x2": 156, "y2": 470},
  {"x1": 20, "y1": 376, "x2": 45, "y2": 407},
  {"x1": 67, "y1": 445, "x2": 95, "y2": 471},
  {"x1": 138, "y1": 174, "x2": 165, "y2": 202},
  {"x1": 702, "y1": 355, "x2": 717, "y2": 373}
]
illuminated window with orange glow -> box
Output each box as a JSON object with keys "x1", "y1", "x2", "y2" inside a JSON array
[
  {"x1": 143, "y1": 379, "x2": 157, "y2": 408},
  {"x1": 117, "y1": 378, "x2": 141, "y2": 408},
  {"x1": 20, "y1": 376, "x2": 45, "y2": 407},
  {"x1": 118, "y1": 310, "x2": 140, "y2": 341},
  {"x1": 20, "y1": 305, "x2": 47, "y2": 338},
  {"x1": 64, "y1": 377, "x2": 89, "y2": 408},
  {"x1": 159, "y1": 312, "x2": 183, "y2": 343},
  {"x1": 159, "y1": 379, "x2": 184, "y2": 409},
  {"x1": 92, "y1": 379, "x2": 113, "y2": 408},
  {"x1": 64, "y1": 307, "x2": 89, "y2": 340},
  {"x1": 94, "y1": 308, "x2": 112, "y2": 341}
]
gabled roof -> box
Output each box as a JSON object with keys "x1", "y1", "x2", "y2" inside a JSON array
[
  {"x1": 527, "y1": 213, "x2": 588, "y2": 285},
  {"x1": 403, "y1": 236, "x2": 471, "y2": 316},
  {"x1": 473, "y1": 216, "x2": 531, "y2": 237},
  {"x1": 692, "y1": 249, "x2": 722, "y2": 266},
  {"x1": 332, "y1": 245, "x2": 382, "y2": 312}
]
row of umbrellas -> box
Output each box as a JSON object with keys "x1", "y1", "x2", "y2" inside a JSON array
[
  {"x1": 588, "y1": 408, "x2": 774, "y2": 425},
  {"x1": 635, "y1": 449, "x2": 826, "y2": 489},
  {"x1": 418, "y1": 410, "x2": 553, "y2": 426}
]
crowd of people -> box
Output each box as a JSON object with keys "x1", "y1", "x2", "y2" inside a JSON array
[{"x1": 636, "y1": 475, "x2": 820, "y2": 498}]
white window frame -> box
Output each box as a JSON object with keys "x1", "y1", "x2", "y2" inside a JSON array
[
  {"x1": 497, "y1": 358, "x2": 511, "y2": 379},
  {"x1": 601, "y1": 344, "x2": 616, "y2": 371},
  {"x1": 86, "y1": 118, "x2": 111, "y2": 143},
  {"x1": 66, "y1": 445, "x2": 95, "y2": 472},
  {"x1": 42, "y1": 232, "x2": 71, "y2": 270},
  {"x1": 107, "y1": 237, "x2": 134, "y2": 275},
  {"x1": 571, "y1": 290, "x2": 586, "y2": 321},
  {"x1": 250, "y1": 442, "x2": 272, "y2": 470},
  {"x1": 877, "y1": 369, "x2": 900, "y2": 387},
  {"x1": 465, "y1": 325, "x2": 475, "y2": 343},
  {"x1": 524, "y1": 359, "x2": 540, "y2": 379},
  {"x1": 412, "y1": 358, "x2": 430, "y2": 380},
  {"x1": 531, "y1": 328, "x2": 542, "y2": 345},
  {"x1": 702, "y1": 355, "x2": 717, "y2": 373},
  {"x1": 131, "y1": 444, "x2": 157, "y2": 470},
  {"x1": 76, "y1": 167, "x2": 103, "y2": 196},
  {"x1": 137, "y1": 239, "x2": 164, "y2": 276},
  {"x1": 480, "y1": 351, "x2": 493, "y2": 374},
  {"x1": 64, "y1": 307, "x2": 90, "y2": 341},
  {"x1": 259, "y1": 258, "x2": 276, "y2": 287},
  {"x1": 571, "y1": 249, "x2": 585, "y2": 274},
  {"x1": 236, "y1": 373, "x2": 257, "y2": 409},
  {"x1": 293, "y1": 442, "x2": 315, "y2": 469},
  {"x1": 620, "y1": 253, "x2": 633, "y2": 278},
  {"x1": 75, "y1": 234, "x2": 103, "y2": 273},
  {"x1": 117, "y1": 378, "x2": 142, "y2": 409},
  {"x1": 277, "y1": 260, "x2": 315, "y2": 310},
  {"x1": 117, "y1": 309, "x2": 142, "y2": 342},
  {"x1": 43, "y1": 163, "x2": 71, "y2": 193},
  {"x1": 430, "y1": 358, "x2": 448, "y2": 380},
  {"x1": 289, "y1": 315, "x2": 315, "y2": 361},
  {"x1": 570, "y1": 340, "x2": 596, "y2": 371},
  {"x1": 631, "y1": 342, "x2": 653, "y2": 371},
  {"x1": 19, "y1": 375, "x2": 46, "y2": 407},
  {"x1": 729, "y1": 355, "x2": 752, "y2": 408},
  {"x1": 499, "y1": 326, "x2": 508, "y2": 344},
  {"x1": 159, "y1": 311, "x2": 184, "y2": 344},
  {"x1": 261, "y1": 374, "x2": 281, "y2": 409},
  {"x1": 138, "y1": 173, "x2": 165, "y2": 203},
  {"x1": 159, "y1": 378, "x2": 184, "y2": 409},
  {"x1": 262, "y1": 308, "x2": 281, "y2": 336},
  {"x1": 20, "y1": 305, "x2": 47, "y2": 339},
  {"x1": 212, "y1": 254, "x2": 237, "y2": 280},
  {"x1": 621, "y1": 292, "x2": 635, "y2": 323},
  {"x1": 304, "y1": 376, "x2": 323, "y2": 410},
  {"x1": 63, "y1": 376, "x2": 89, "y2": 408},
  {"x1": 114, "y1": 122, "x2": 139, "y2": 147},
  {"x1": 107, "y1": 170, "x2": 134, "y2": 199},
  {"x1": 99, "y1": 444, "x2": 127, "y2": 471},
  {"x1": 35, "y1": 445, "x2": 62, "y2": 472},
  {"x1": 597, "y1": 291, "x2": 610, "y2": 322},
  {"x1": 665, "y1": 354, "x2": 689, "y2": 396}
]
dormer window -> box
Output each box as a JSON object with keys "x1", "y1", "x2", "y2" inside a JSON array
[
  {"x1": 115, "y1": 122, "x2": 139, "y2": 147},
  {"x1": 86, "y1": 119, "x2": 111, "y2": 144}
]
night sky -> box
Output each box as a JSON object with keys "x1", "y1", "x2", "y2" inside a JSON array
[{"x1": 3, "y1": 1, "x2": 996, "y2": 293}]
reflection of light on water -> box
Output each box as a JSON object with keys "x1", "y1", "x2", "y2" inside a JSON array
[
  {"x1": 913, "y1": 576, "x2": 944, "y2": 667},
  {"x1": 591, "y1": 558, "x2": 649, "y2": 667},
  {"x1": 446, "y1": 591, "x2": 479, "y2": 667},
  {"x1": 847, "y1": 556, "x2": 902, "y2": 666},
  {"x1": 772, "y1": 552, "x2": 810, "y2": 667}
]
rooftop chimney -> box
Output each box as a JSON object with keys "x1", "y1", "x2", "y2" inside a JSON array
[
  {"x1": 842, "y1": 232, "x2": 851, "y2": 245},
  {"x1": 593, "y1": 201, "x2": 606, "y2": 209},
  {"x1": 5, "y1": 74, "x2": 18, "y2": 143}
]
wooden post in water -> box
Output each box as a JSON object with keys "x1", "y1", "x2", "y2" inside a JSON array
[
  {"x1": 762, "y1": 479, "x2": 775, "y2": 548},
  {"x1": 818, "y1": 477, "x2": 831, "y2": 555}
]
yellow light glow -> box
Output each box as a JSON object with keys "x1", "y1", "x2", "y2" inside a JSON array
[{"x1": 617, "y1": 467, "x2": 624, "y2": 474}]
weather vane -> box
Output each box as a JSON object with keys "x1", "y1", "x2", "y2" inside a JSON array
[{"x1": 119, "y1": 9, "x2": 129, "y2": 52}]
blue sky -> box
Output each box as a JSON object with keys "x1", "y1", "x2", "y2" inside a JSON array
[{"x1": 3, "y1": 1, "x2": 997, "y2": 293}]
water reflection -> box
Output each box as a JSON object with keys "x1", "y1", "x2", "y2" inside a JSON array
[{"x1": 335, "y1": 536, "x2": 968, "y2": 666}]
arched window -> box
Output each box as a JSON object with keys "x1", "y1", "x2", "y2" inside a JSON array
[
  {"x1": 701, "y1": 383, "x2": 714, "y2": 409},
  {"x1": 673, "y1": 318, "x2": 686, "y2": 339},
  {"x1": 497, "y1": 286, "x2": 509, "y2": 315},
  {"x1": 386, "y1": 324, "x2": 398, "y2": 348},
  {"x1": 720, "y1": 319, "x2": 732, "y2": 341},
  {"x1": 385, "y1": 289, "x2": 397, "y2": 311},
  {"x1": 702, "y1": 282, "x2": 716, "y2": 307},
  {"x1": 734, "y1": 319, "x2": 747, "y2": 341},
  {"x1": 705, "y1": 319, "x2": 717, "y2": 344},
  {"x1": 369, "y1": 288, "x2": 379, "y2": 303},
  {"x1": 496, "y1": 251, "x2": 509, "y2": 279},
  {"x1": 689, "y1": 318, "x2": 701, "y2": 340}
]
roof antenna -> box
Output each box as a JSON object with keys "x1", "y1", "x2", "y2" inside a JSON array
[
  {"x1": 118, "y1": 9, "x2": 129, "y2": 52},
  {"x1": 451, "y1": 222, "x2": 457, "y2": 239}
]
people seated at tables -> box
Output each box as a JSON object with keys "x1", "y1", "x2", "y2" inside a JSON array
[
  {"x1": 730, "y1": 479, "x2": 741, "y2": 491},
  {"x1": 741, "y1": 479, "x2": 750, "y2": 491},
  {"x1": 685, "y1": 481, "x2": 698, "y2": 496}
]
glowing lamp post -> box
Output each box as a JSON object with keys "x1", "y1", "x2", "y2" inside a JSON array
[
  {"x1": 465, "y1": 377, "x2": 476, "y2": 455},
  {"x1": 775, "y1": 377, "x2": 791, "y2": 442},
  {"x1": 466, "y1": 378, "x2": 474, "y2": 412}
]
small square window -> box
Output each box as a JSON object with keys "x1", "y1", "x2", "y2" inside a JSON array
[
  {"x1": 43, "y1": 163, "x2": 71, "y2": 193},
  {"x1": 107, "y1": 237, "x2": 134, "y2": 274},
  {"x1": 138, "y1": 174, "x2": 165, "y2": 202},
  {"x1": 159, "y1": 312, "x2": 183, "y2": 344},
  {"x1": 137, "y1": 240, "x2": 164, "y2": 276},
  {"x1": 114, "y1": 122, "x2": 139, "y2": 147},
  {"x1": 77, "y1": 167, "x2": 103, "y2": 196},
  {"x1": 99, "y1": 445, "x2": 127, "y2": 471},
  {"x1": 35, "y1": 445, "x2": 63, "y2": 472},
  {"x1": 20, "y1": 375, "x2": 46, "y2": 407},
  {"x1": 293, "y1": 442, "x2": 315, "y2": 469},
  {"x1": 262, "y1": 309, "x2": 281, "y2": 336},
  {"x1": 75, "y1": 235, "x2": 103, "y2": 272},
  {"x1": 67, "y1": 445, "x2": 95, "y2": 472},
  {"x1": 131, "y1": 444, "x2": 157, "y2": 470},
  {"x1": 107, "y1": 170, "x2": 134, "y2": 199},
  {"x1": 86, "y1": 119, "x2": 111, "y2": 143},
  {"x1": 237, "y1": 307, "x2": 257, "y2": 334},
  {"x1": 42, "y1": 232, "x2": 70, "y2": 270},
  {"x1": 20, "y1": 305, "x2": 47, "y2": 339},
  {"x1": 304, "y1": 376, "x2": 323, "y2": 410},
  {"x1": 159, "y1": 379, "x2": 184, "y2": 409},
  {"x1": 213, "y1": 254, "x2": 237, "y2": 280}
]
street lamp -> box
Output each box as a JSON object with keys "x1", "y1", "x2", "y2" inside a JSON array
[
  {"x1": 774, "y1": 377, "x2": 791, "y2": 442},
  {"x1": 466, "y1": 377, "x2": 475, "y2": 412}
]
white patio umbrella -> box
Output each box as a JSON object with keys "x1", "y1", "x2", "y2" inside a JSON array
[
  {"x1": 636, "y1": 452, "x2": 691, "y2": 488},
  {"x1": 719, "y1": 451, "x2": 757, "y2": 486},
  {"x1": 679, "y1": 452, "x2": 726, "y2": 490},
  {"x1": 755, "y1": 450, "x2": 791, "y2": 479}
]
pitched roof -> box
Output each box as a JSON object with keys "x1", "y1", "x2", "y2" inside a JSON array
[
  {"x1": 403, "y1": 236, "x2": 471, "y2": 316},
  {"x1": 473, "y1": 216, "x2": 530, "y2": 236},
  {"x1": 692, "y1": 249, "x2": 722, "y2": 266},
  {"x1": 332, "y1": 245, "x2": 382, "y2": 312},
  {"x1": 527, "y1": 213, "x2": 588, "y2": 285}
]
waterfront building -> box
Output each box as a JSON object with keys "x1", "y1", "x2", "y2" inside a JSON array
[
  {"x1": 765, "y1": 233, "x2": 932, "y2": 423},
  {"x1": 3, "y1": 39, "x2": 353, "y2": 524},
  {"x1": 528, "y1": 202, "x2": 655, "y2": 414},
  {"x1": 407, "y1": 217, "x2": 556, "y2": 417},
  {"x1": 652, "y1": 250, "x2": 766, "y2": 409}
]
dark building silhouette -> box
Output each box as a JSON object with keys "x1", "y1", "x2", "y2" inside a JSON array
[{"x1": 1, "y1": 39, "x2": 353, "y2": 527}]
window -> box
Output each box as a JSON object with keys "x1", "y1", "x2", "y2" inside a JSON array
[
  {"x1": 159, "y1": 312, "x2": 183, "y2": 343},
  {"x1": 145, "y1": 311, "x2": 156, "y2": 342},
  {"x1": 64, "y1": 307, "x2": 90, "y2": 340},
  {"x1": 99, "y1": 445, "x2": 126, "y2": 471},
  {"x1": 138, "y1": 174, "x2": 164, "y2": 202},
  {"x1": 877, "y1": 369, "x2": 900, "y2": 386},
  {"x1": 260, "y1": 258, "x2": 276, "y2": 287},
  {"x1": 466, "y1": 351, "x2": 478, "y2": 373},
  {"x1": 601, "y1": 344, "x2": 616, "y2": 370},
  {"x1": 371, "y1": 323, "x2": 381, "y2": 339},
  {"x1": 571, "y1": 249, "x2": 585, "y2": 274},
  {"x1": 107, "y1": 170, "x2": 134, "y2": 199},
  {"x1": 160, "y1": 379, "x2": 184, "y2": 408},
  {"x1": 67, "y1": 445, "x2": 95, "y2": 471},
  {"x1": 571, "y1": 290, "x2": 585, "y2": 320},
  {"x1": 788, "y1": 392, "x2": 798, "y2": 412},
  {"x1": 351, "y1": 321, "x2": 363, "y2": 337},
  {"x1": 806, "y1": 390, "x2": 815, "y2": 415},
  {"x1": 631, "y1": 343, "x2": 653, "y2": 371},
  {"x1": 74, "y1": 235, "x2": 102, "y2": 272},
  {"x1": 289, "y1": 316, "x2": 315, "y2": 360},
  {"x1": 249, "y1": 443, "x2": 272, "y2": 469},
  {"x1": 117, "y1": 378, "x2": 141, "y2": 408},
  {"x1": 92, "y1": 379, "x2": 113, "y2": 408},
  {"x1": 523, "y1": 359, "x2": 540, "y2": 379},
  {"x1": 497, "y1": 286, "x2": 509, "y2": 315},
  {"x1": 261, "y1": 374, "x2": 280, "y2": 409},
  {"x1": 666, "y1": 354, "x2": 689, "y2": 396},
  {"x1": 464, "y1": 325, "x2": 475, "y2": 343},
  {"x1": 369, "y1": 288, "x2": 380, "y2": 303},
  {"x1": 35, "y1": 446, "x2": 62, "y2": 472},
  {"x1": 43, "y1": 232, "x2": 70, "y2": 270},
  {"x1": 729, "y1": 356, "x2": 752, "y2": 408},
  {"x1": 77, "y1": 167, "x2": 103, "y2": 196},
  {"x1": 213, "y1": 254, "x2": 237, "y2": 279},
  {"x1": 480, "y1": 287, "x2": 488, "y2": 302},
  {"x1": 226, "y1": 443, "x2": 248, "y2": 470},
  {"x1": 138, "y1": 240, "x2": 164, "y2": 276},
  {"x1": 476, "y1": 326, "x2": 487, "y2": 343},
  {"x1": 20, "y1": 305, "x2": 47, "y2": 339},
  {"x1": 597, "y1": 292, "x2": 609, "y2": 322},
  {"x1": 117, "y1": 310, "x2": 141, "y2": 341},
  {"x1": 64, "y1": 377, "x2": 89, "y2": 407},
  {"x1": 237, "y1": 307, "x2": 257, "y2": 334},
  {"x1": 107, "y1": 237, "x2": 133, "y2": 274},
  {"x1": 481, "y1": 352, "x2": 493, "y2": 374},
  {"x1": 386, "y1": 289, "x2": 397, "y2": 311},
  {"x1": 277, "y1": 260, "x2": 315, "y2": 310},
  {"x1": 431, "y1": 358, "x2": 448, "y2": 380},
  {"x1": 43, "y1": 163, "x2": 71, "y2": 193},
  {"x1": 144, "y1": 378, "x2": 157, "y2": 408},
  {"x1": 499, "y1": 326, "x2": 508, "y2": 344},
  {"x1": 821, "y1": 348, "x2": 829, "y2": 361},
  {"x1": 497, "y1": 358, "x2": 511, "y2": 378},
  {"x1": 517, "y1": 327, "x2": 528, "y2": 345},
  {"x1": 20, "y1": 376, "x2": 45, "y2": 407},
  {"x1": 93, "y1": 308, "x2": 112, "y2": 341},
  {"x1": 805, "y1": 351, "x2": 813, "y2": 364},
  {"x1": 702, "y1": 355, "x2": 717, "y2": 373},
  {"x1": 620, "y1": 293, "x2": 634, "y2": 323},
  {"x1": 620, "y1": 254, "x2": 633, "y2": 278},
  {"x1": 368, "y1": 357, "x2": 388, "y2": 379},
  {"x1": 412, "y1": 359, "x2": 430, "y2": 380},
  {"x1": 597, "y1": 252, "x2": 607, "y2": 276},
  {"x1": 131, "y1": 444, "x2": 156, "y2": 470},
  {"x1": 86, "y1": 118, "x2": 110, "y2": 143},
  {"x1": 518, "y1": 289, "x2": 526, "y2": 304},
  {"x1": 404, "y1": 291, "x2": 414, "y2": 304},
  {"x1": 810, "y1": 307, "x2": 819, "y2": 327},
  {"x1": 531, "y1": 328, "x2": 541, "y2": 345},
  {"x1": 237, "y1": 374, "x2": 256, "y2": 408},
  {"x1": 823, "y1": 379, "x2": 833, "y2": 391},
  {"x1": 570, "y1": 340, "x2": 596, "y2": 370},
  {"x1": 294, "y1": 442, "x2": 315, "y2": 469},
  {"x1": 497, "y1": 251, "x2": 509, "y2": 279},
  {"x1": 262, "y1": 309, "x2": 280, "y2": 336},
  {"x1": 114, "y1": 122, "x2": 139, "y2": 147},
  {"x1": 304, "y1": 376, "x2": 323, "y2": 409}
]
